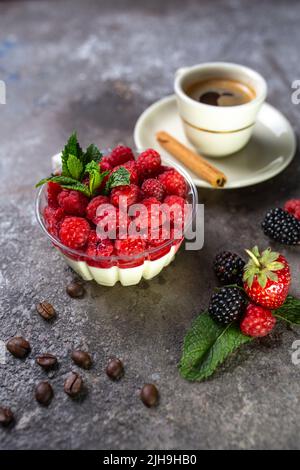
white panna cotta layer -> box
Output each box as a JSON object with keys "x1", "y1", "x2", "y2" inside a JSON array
[{"x1": 60, "y1": 245, "x2": 176, "y2": 286}]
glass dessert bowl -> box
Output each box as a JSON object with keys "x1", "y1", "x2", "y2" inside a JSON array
[{"x1": 35, "y1": 140, "x2": 198, "y2": 287}]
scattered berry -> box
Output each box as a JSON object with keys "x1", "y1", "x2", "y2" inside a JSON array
[
  {"x1": 284, "y1": 199, "x2": 300, "y2": 221},
  {"x1": 110, "y1": 184, "x2": 141, "y2": 208},
  {"x1": 58, "y1": 190, "x2": 89, "y2": 216},
  {"x1": 243, "y1": 246, "x2": 291, "y2": 309},
  {"x1": 141, "y1": 178, "x2": 165, "y2": 201},
  {"x1": 136, "y1": 149, "x2": 161, "y2": 179},
  {"x1": 47, "y1": 182, "x2": 62, "y2": 208},
  {"x1": 59, "y1": 217, "x2": 90, "y2": 250},
  {"x1": 109, "y1": 145, "x2": 134, "y2": 167},
  {"x1": 240, "y1": 303, "x2": 276, "y2": 337},
  {"x1": 158, "y1": 169, "x2": 187, "y2": 198},
  {"x1": 110, "y1": 160, "x2": 139, "y2": 185},
  {"x1": 213, "y1": 251, "x2": 245, "y2": 286},
  {"x1": 262, "y1": 208, "x2": 300, "y2": 245},
  {"x1": 86, "y1": 195, "x2": 110, "y2": 224},
  {"x1": 208, "y1": 286, "x2": 246, "y2": 325}
]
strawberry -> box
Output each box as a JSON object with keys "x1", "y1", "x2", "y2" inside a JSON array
[
  {"x1": 243, "y1": 246, "x2": 291, "y2": 309},
  {"x1": 240, "y1": 303, "x2": 276, "y2": 337}
]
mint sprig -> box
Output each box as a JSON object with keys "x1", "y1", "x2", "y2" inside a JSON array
[
  {"x1": 35, "y1": 132, "x2": 108, "y2": 197},
  {"x1": 61, "y1": 132, "x2": 83, "y2": 177},
  {"x1": 179, "y1": 312, "x2": 252, "y2": 381},
  {"x1": 179, "y1": 294, "x2": 300, "y2": 382},
  {"x1": 83, "y1": 143, "x2": 103, "y2": 165},
  {"x1": 105, "y1": 167, "x2": 130, "y2": 193},
  {"x1": 85, "y1": 161, "x2": 109, "y2": 197}
]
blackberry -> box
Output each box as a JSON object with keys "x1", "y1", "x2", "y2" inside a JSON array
[
  {"x1": 262, "y1": 208, "x2": 300, "y2": 245},
  {"x1": 208, "y1": 286, "x2": 246, "y2": 325},
  {"x1": 213, "y1": 251, "x2": 245, "y2": 286}
]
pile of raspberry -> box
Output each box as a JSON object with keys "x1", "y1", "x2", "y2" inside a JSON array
[{"x1": 43, "y1": 146, "x2": 189, "y2": 266}]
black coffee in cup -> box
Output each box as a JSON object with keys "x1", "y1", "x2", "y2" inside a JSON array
[{"x1": 185, "y1": 78, "x2": 256, "y2": 106}]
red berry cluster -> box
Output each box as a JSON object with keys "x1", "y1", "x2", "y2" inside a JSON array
[{"x1": 43, "y1": 147, "x2": 189, "y2": 266}]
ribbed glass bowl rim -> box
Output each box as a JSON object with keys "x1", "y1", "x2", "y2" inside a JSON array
[{"x1": 35, "y1": 157, "x2": 198, "y2": 262}]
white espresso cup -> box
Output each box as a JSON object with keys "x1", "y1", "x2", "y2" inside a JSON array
[{"x1": 174, "y1": 62, "x2": 267, "y2": 157}]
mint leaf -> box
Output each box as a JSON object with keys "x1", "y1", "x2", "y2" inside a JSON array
[
  {"x1": 35, "y1": 175, "x2": 80, "y2": 188},
  {"x1": 84, "y1": 161, "x2": 108, "y2": 196},
  {"x1": 179, "y1": 312, "x2": 252, "y2": 381},
  {"x1": 67, "y1": 154, "x2": 83, "y2": 181},
  {"x1": 61, "y1": 132, "x2": 83, "y2": 176},
  {"x1": 84, "y1": 144, "x2": 103, "y2": 165},
  {"x1": 273, "y1": 295, "x2": 300, "y2": 325},
  {"x1": 105, "y1": 167, "x2": 130, "y2": 193},
  {"x1": 35, "y1": 175, "x2": 90, "y2": 197},
  {"x1": 60, "y1": 181, "x2": 90, "y2": 197}
]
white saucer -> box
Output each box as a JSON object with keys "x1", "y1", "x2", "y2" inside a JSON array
[{"x1": 134, "y1": 95, "x2": 296, "y2": 189}]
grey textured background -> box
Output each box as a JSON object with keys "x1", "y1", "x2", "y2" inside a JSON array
[{"x1": 0, "y1": 0, "x2": 300, "y2": 450}]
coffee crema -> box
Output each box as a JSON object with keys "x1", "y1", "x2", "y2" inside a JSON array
[{"x1": 185, "y1": 78, "x2": 256, "y2": 107}]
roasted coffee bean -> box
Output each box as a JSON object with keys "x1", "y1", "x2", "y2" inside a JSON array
[
  {"x1": 35, "y1": 381, "x2": 54, "y2": 406},
  {"x1": 0, "y1": 407, "x2": 14, "y2": 427},
  {"x1": 140, "y1": 384, "x2": 159, "y2": 408},
  {"x1": 6, "y1": 336, "x2": 31, "y2": 358},
  {"x1": 36, "y1": 302, "x2": 56, "y2": 320},
  {"x1": 71, "y1": 350, "x2": 92, "y2": 369},
  {"x1": 66, "y1": 281, "x2": 85, "y2": 298},
  {"x1": 36, "y1": 354, "x2": 58, "y2": 370},
  {"x1": 64, "y1": 372, "x2": 83, "y2": 397},
  {"x1": 106, "y1": 358, "x2": 124, "y2": 380}
]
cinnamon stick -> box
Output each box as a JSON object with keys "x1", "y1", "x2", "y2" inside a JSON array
[{"x1": 156, "y1": 131, "x2": 227, "y2": 188}]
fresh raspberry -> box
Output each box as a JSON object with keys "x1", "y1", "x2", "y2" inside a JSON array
[
  {"x1": 163, "y1": 195, "x2": 186, "y2": 227},
  {"x1": 240, "y1": 303, "x2": 276, "y2": 337},
  {"x1": 115, "y1": 236, "x2": 146, "y2": 257},
  {"x1": 94, "y1": 205, "x2": 129, "y2": 239},
  {"x1": 131, "y1": 197, "x2": 163, "y2": 236},
  {"x1": 59, "y1": 217, "x2": 90, "y2": 250},
  {"x1": 86, "y1": 231, "x2": 114, "y2": 257},
  {"x1": 158, "y1": 169, "x2": 187, "y2": 198},
  {"x1": 47, "y1": 182, "x2": 62, "y2": 208},
  {"x1": 147, "y1": 227, "x2": 174, "y2": 260},
  {"x1": 141, "y1": 178, "x2": 165, "y2": 201},
  {"x1": 110, "y1": 160, "x2": 139, "y2": 185},
  {"x1": 109, "y1": 145, "x2": 134, "y2": 167},
  {"x1": 136, "y1": 149, "x2": 161, "y2": 179},
  {"x1": 58, "y1": 190, "x2": 89, "y2": 216},
  {"x1": 86, "y1": 195, "x2": 110, "y2": 224},
  {"x1": 157, "y1": 165, "x2": 172, "y2": 175},
  {"x1": 99, "y1": 156, "x2": 112, "y2": 173},
  {"x1": 110, "y1": 184, "x2": 141, "y2": 208},
  {"x1": 284, "y1": 199, "x2": 300, "y2": 220},
  {"x1": 44, "y1": 206, "x2": 65, "y2": 237}
]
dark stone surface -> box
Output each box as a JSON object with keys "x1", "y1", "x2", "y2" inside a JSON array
[{"x1": 0, "y1": 0, "x2": 300, "y2": 450}]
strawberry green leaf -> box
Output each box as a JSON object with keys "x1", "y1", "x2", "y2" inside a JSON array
[
  {"x1": 179, "y1": 312, "x2": 252, "y2": 381},
  {"x1": 273, "y1": 295, "x2": 300, "y2": 325},
  {"x1": 67, "y1": 154, "x2": 84, "y2": 181},
  {"x1": 84, "y1": 144, "x2": 103, "y2": 165},
  {"x1": 105, "y1": 167, "x2": 130, "y2": 193}
]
